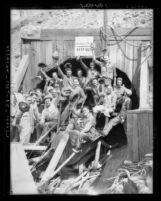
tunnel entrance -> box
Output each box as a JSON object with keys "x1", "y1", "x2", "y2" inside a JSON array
[
  {"x1": 45, "y1": 57, "x2": 139, "y2": 148},
  {"x1": 46, "y1": 57, "x2": 139, "y2": 110}
]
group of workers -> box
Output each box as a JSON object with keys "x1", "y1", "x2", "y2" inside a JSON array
[{"x1": 11, "y1": 44, "x2": 132, "y2": 152}]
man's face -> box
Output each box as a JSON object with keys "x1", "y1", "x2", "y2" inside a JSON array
[
  {"x1": 90, "y1": 62, "x2": 95, "y2": 70},
  {"x1": 73, "y1": 79, "x2": 79, "y2": 88},
  {"x1": 36, "y1": 90, "x2": 42, "y2": 97},
  {"x1": 45, "y1": 98, "x2": 51, "y2": 107},
  {"x1": 66, "y1": 69, "x2": 72, "y2": 77},
  {"x1": 52, "y1": 72, "x2": 58, "y2": 79},
  {"x1": 117, "y1": 80, "x2": 122, "y2": 87},
  {"x1": 82, "y1": 107, "x2": 89, "y2": 116},
  {"x1": 77, "y1": 70, "x2": 82, "y2": 77},
  {"x1": 31, "y1": 94, "x2": 37, "y2": 103},
  {"x1": 26, "y1": 97, "x2": 32, "y2": 105},
  {"x1": 51, "y1": 90, "x2": 57, "y2": 98},
  {"x1": 106, "y1": 86, "x2": 112, "y2": 94},
  {"x1": 92, "y1": 79, "x2": 98, "y2": 86}
]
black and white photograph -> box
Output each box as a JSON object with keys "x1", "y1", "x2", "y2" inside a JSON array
[{"x1": 10, "y1": 8, "x2": 153, "y2": 195}]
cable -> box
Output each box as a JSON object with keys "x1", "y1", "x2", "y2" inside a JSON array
[
  {"x1": 112, "y1": 27, "x2": 152, "y2": 61},
  {"x1": 100, "y1": 25, "x2": 152, "y2": 48}
]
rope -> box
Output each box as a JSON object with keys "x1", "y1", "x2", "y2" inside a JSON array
[
  {"x1": 100, "y1": 25, "x2": 152, "y2": 48},
  {"x1": 112, "y1": 27, "x2": 152, "y2": 61}
]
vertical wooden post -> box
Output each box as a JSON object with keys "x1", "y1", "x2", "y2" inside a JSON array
[
  {"x1": 103, "y1": 9, "x2": 108, "y2": 50},
  {"x1": 139, "y1": 58, "x2": 149, "y2": 108}
]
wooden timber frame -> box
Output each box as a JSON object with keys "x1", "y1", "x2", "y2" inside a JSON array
[{"x1": 17, "y1": 26, "x2": 153, "y2": 162}]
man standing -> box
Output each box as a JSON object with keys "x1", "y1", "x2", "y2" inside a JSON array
[
  {"x1": 91, "y1": 46, "x2": 117, "y2": 87},
  {"x1": 39, "y1": 94, "x2": 59, "y2": 144}
]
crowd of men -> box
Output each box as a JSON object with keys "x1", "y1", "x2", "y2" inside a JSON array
[{"x1": 11, "y1": 45, "x2": 132, "y2": 152}]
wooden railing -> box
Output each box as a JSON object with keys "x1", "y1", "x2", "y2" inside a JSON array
[{"x1": 12, "y1": 55, "x2": 29, "y2": 92}]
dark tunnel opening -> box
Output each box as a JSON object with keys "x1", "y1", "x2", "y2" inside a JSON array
[
  {"x1": 45, "y1": 57, "x2": 139, "y2": 148},
  {"x1": 46, "y1": 57, "x2": 139, "y2": 110}
]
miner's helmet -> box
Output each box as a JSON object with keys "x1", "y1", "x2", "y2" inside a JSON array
[{"x1": 18, "y1": 101, "x2": 30, "y2": 113}]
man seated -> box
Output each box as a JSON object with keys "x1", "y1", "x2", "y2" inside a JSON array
[
  {"x1": 114, "y1": 77, "x2": 132, "y2": 111},
  {"x1": 85, "y1": 78, "x2": 103, "y2": 106},
  {"x1": 65, "y1": 106, "x2": 100, "y2": 152},
  {"x1": 93, "y1": 85, "x2": 117, "y2": 126},
  {"x1": 39, "y1": 94, "x2": 59, "y2": 144},
  {"x1": 60, "y1": 78, "x2": 87, "y2": 126}
]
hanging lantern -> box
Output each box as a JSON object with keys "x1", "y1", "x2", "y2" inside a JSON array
[{"x1": 52, "y1": 47, "x2": 59, "y2": 61}]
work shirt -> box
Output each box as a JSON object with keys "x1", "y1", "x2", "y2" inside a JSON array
[
  {"x1": 104, "y1": 92, "x2": 117, "y2": 109},
  {"x1": 70, "y1": 113, "x2": 95, "y2": 132},
  {"x1": 114, "y1": 86, "x2": 132, "y2": 100},
  {"x1": 41, "y1": 104, "x2": 59, "y2": 123}
]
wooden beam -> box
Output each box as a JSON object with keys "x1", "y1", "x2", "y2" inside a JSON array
[
  {"x1": 39, "y1": 27, "x2": 152, "y2": 41},
  {"x1": 10, "y1": 142, "x2": 38, "y2": 194},
  {"x1": 41, "y1": 133, "x2": 69, "y2": 182},
  {"x1": 139, "y1": 57, "x2": 149, "y2": 109},
  {"x1": 23, "y1": 145, "x2": 47, "y2": 151},
  {"x1": 12, "y1": 55, "x2": 29, "y2": 92}
]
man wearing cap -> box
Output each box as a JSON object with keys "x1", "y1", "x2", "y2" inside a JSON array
[
  {"x1": 39, "y1": 94, "x2": 59, "y2": 143},
  {"x1": 91, "y1": 46, "x2": 117, "y2": 86},
  {"x1": 114, "y1": 77, "x2": 132, "y2": 111},
  {"x1": 76, "y1": 56, "x2": 100, "y2": 85}
]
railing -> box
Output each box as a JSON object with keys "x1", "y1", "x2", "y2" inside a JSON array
[{"x1": 12, "y1": 55, "x2": 29, "y2": 92}]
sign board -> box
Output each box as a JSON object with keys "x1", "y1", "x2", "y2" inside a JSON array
[{"x1": 75, "y1": 36, "x2": 93, "y2": 57}]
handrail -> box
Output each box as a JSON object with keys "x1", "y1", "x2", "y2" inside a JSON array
[{"x1": 12, "y1": 55, "x2": 29, "y2": 92}]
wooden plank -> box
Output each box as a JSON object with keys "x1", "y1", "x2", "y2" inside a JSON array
[
  {"x1": 126, "y1": 113, "x2": 134, "y2": 160},
  {"x1": 116, "y1": 41, "x2": 126, "y2": 73},
  {"x1": 39, "y1": 35, "x2": 152, "y2": 41},
  {"x1": 109, "y1": 42, "x2": 117, "y2": 68},
  {"x1": 41, "y1": 133, "x2": 69, "y2": 182},
  {"x1": 45, "y1": 41, "x2": 53, "y2": 65},
  {"x1": 63, "y1": 40, "x2": 75, "y2": 61},
  {"x1": 11, "y1": 142, "x2": 38, "y2": 194},
  {"x1": 23, "y1": 145, "x2": 47, "y2": 151},
  {"x1": 128, "y1": 109, "x2": 151, "y2": 114},
  {"x1": 40, "y1": 28, "x2": 152, "y2": 40},
  {"x1": 131, "y1": 113, "x2": 139, "y2": 162},
  {"x1": 142, "y1": 112, "x2": 151, "y2": 155},
  {"x1": 132, "y1": 41, "x2": 142, "y2": 98},
  {"x1": 124, "y1": 41, "x2": 134, "y2": 82},
  {"x1": 148, "y1": 112, "x2": 153, "y2": 152},
  {"x1": 12, "y1": 55, "x2": 29, "y2": 92}
]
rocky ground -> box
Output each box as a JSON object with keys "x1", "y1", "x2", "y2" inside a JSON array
[{"x1": 11, "y1": 9, "x2": 153, "y2": 72}]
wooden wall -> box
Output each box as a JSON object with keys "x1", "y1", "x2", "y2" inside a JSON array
[
  {"x1": 126, "y1": 109, "x2": 153, "y2": 162},
  {"x1": 21, "y1": 28, "x2": 152, "y2": 93}
]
